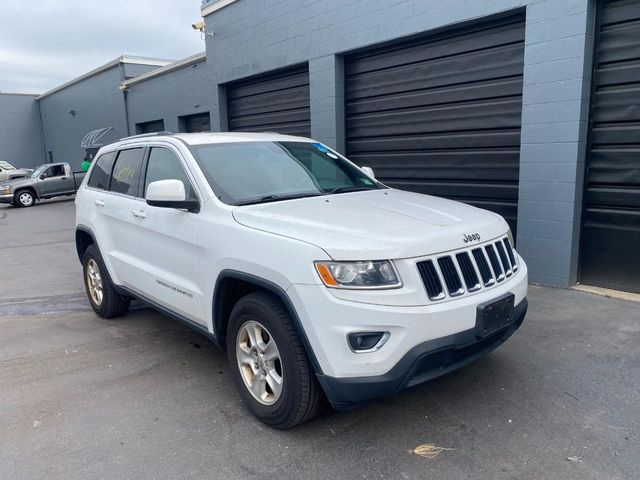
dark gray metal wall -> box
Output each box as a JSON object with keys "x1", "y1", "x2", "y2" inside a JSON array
[
  {"x1": 126, "y1": 58, "x2": 210, "y2": 134},
  {"x1": 580, "y1": 0, "x2": 640, "y2": 293},
  {"x1": 226, "y1": 65, "x2": 311, "y2": 136},
  {"x1": 38, "y1": 65, "x2": 131, "y2": 171},
  {"x1": 0, "y1": 94, "x2": 45, "y2": 168},
  {"x1": 344, "y1": 13, "x2": 525, "y2": 235}
]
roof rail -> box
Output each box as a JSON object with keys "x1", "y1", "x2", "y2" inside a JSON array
[{"x1": 119, "y1": 131, "x2": 174, "y2": 141}]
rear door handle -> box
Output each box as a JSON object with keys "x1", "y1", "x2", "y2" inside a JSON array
[
  {"x1": 132, "y1": 209, "x2": 146, "y2": 219},
  {"x1": 95, "y1": 199, "x2": 105, "y2": 207}
]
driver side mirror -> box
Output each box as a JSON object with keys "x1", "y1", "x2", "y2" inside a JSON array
[
  {"x1": 361, "y1": 166, "x2": 375, "y2": 180},
  {"x1": 146, "y1": 179, "x2": 199, "y2": 212}
]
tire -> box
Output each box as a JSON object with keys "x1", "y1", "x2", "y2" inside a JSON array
[
  {"x1": 82, "y1": 244, "x2": 130, "y2": 318},
  {"x1": 227, "y1": 291, "x2": 324, "y2": 429},
  {"x1": 14, "y1": 189, "x2": 35, "y2": 208}
]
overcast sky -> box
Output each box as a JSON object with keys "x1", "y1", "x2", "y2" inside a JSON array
[{"x1": 0, "y1": 0, "x2": 204, "y2": 94}]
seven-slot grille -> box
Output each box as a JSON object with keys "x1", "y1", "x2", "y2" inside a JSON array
[{"x1": 416, "y1": 237, "x2": 518, "y2": 301}]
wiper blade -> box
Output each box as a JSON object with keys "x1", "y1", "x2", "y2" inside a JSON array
[
  {"x1": 325, "y1": 186, "x2": 376, "y2": 194},
  {"x1": 234, "y1": 192, "x2": 323, "y2": 206}
]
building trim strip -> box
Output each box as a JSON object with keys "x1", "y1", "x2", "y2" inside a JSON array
[
  {"x1": 121, "y1": 52, "x2": 207, "y2": 90},
  {"x1": 37, "y1": 56, "x2": 172, "y2": 100}
]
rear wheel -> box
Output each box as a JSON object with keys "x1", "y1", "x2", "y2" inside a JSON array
[
  {"x1": 82, "y1": 244, "x2": 130, "y2": 318},
  {"x1": 227, "y1": 291, "x2": 324, "y2": 429},
  {"x1": 14, "y1": 189, "x2": 35, "y2": 207}
]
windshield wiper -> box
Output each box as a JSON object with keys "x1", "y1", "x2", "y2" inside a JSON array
[
  {"x1": 325, "y1": 186, "x2": 377, "y2": 195},
  {"x1": 234, "y1": 192, "x2": 323, "y2": 206}
]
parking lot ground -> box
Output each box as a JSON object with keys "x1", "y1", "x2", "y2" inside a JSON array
[{"x1": 1, "y1": 200, "x2": 639, "y2": 480}]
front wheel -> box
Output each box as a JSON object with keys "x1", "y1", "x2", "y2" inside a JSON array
[
  {"x1": 14, "y1": 190, "x2": 35, "y2": 207},
  {"x1": 82, "y1": 244, "x2": 130, "y2": 318},
  {"x1": 227, "y1": 291, "x2": 324, "y2": 429}
]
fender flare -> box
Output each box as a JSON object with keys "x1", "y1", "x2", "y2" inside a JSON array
[
  {"x1": 213, "y1": 269, "x2": 323, "y2": 375},
  {"x1": 75, "y1": 224, "x2": 98, "y2": 263}
]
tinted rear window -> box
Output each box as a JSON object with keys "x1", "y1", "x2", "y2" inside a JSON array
[
  {"x1": 87, "y1": 152, "x2": 116, "y2": 190},
  {"x1": 110, "y1": 148, "x2": 144, "y2": 196}
]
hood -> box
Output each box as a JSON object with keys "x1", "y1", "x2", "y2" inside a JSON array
[
  {"x1": 232, "y1": 189, "x2": 509, "y2": 260},
  {"x1": 1, "y1": 176, "x2": 34, "y2": 189}
]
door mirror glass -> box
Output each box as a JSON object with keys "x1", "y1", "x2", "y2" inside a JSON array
[
  {"x1": 361, "y1": 166, "x2": 375, "y2": 180},
  {"x1": 146, "y1": 179, "x2": 199, "y2": 212}
]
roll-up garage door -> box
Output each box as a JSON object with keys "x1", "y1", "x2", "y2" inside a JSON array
[
  {"x1": 580, "y1": 0, "x2": 640, "y2": 293},
  {"x1": 226, "y1": 65, "x2": 310, "y2": 137},
  {"x1": 345, "y1": 12, "x2": 525, "y2": 235},
  {"x1": 136, "y1": 119, "x2": 165, "y2": 134},
  {"x1": 182, "y1": 112, "x2": 211, "y2": 132}
]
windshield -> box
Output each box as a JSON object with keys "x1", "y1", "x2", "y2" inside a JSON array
[
  {"x1": 0, "y1": 161, "x2": 15, "y2": 170},
  {"x1": 190, "y1": 141, "x2": 381, "y2": 205},
  {"x1": 30, "y1": 165, "x2": 48, "y2": 178}
]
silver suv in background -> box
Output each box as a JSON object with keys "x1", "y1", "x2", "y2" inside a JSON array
[{"x1": 0, "y1": 161, "x2": 32, "y2": 181}]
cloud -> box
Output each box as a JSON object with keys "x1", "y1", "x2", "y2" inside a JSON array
[{"x1": 0, "y1": 0, "x2": 204, "y2": 93}]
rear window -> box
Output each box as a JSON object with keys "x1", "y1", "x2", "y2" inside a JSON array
[
  {"x1": 109, "y1": 148, "x2": 144, "y2": 196},
  {"x1": 87, "y1": 152, "x2": 116, "y2": 190}
]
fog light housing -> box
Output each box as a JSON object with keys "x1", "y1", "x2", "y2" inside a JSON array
[{"x1": 348, "y1": 331, "x2": 390, "y2": 352}]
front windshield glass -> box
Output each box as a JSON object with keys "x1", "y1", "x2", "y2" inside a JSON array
[
  {"x1": 31, "y1": 165, "x2": 48, "y2": 178},
  {"x1": 0, "y1": 161, "x2": 15, "y2": 170},
  {"x1": 190, "y1": 141, "x2": 381, "y2": 205}
]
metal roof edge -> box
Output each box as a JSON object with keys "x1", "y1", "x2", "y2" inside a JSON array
[
  {"x1": 36, "y1": 55, "x2": 173, "y2": 100},
  {"x1": 120, "y1": 52, "x2": 206, "y2": 90}
]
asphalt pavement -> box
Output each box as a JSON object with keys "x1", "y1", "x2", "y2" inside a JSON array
[{"x1": 1, "y1": 198, "x2": 638, "y2": 479}]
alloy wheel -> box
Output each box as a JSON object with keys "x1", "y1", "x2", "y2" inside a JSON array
[
  {"x1": 236, "y1": 320, "x2": 283, "y2": 405},
  {"x1": 86, "y1": 258, "x2": 104, "y2": 305}
]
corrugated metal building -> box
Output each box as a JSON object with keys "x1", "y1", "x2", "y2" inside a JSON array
[{"x1": 0, "y1": 0, "x2": 638, "y2": 294}]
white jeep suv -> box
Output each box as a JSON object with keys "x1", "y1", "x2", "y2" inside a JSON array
[{"x1": 75, "y1": 132, "x2": 528, "y2": 429}]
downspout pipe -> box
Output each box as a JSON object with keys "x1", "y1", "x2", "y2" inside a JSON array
[{"x1": 35, "y1": 98, "x2": 47, "y2": 165}]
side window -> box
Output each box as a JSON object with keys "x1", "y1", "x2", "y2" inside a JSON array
[
  {"x1": 144, "y1": 148, "x2": 197, "y2": 201},
  {"x1": 43, "y1": 165, "x2": 65, "y2": 178},
  {"x1": 109, "y1": 148, "x2": 144, "y2": 196},
  {"x1": 87, "y1": 152, "x2": 116, "y2": 190}
]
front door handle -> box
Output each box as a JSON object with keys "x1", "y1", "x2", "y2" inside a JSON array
[
  {"x1": 132, "y1": 209, "x2": 146, "y2": 219},
  {"x1": 95, "y1": 199, "x2": 105, "y2": 207}
]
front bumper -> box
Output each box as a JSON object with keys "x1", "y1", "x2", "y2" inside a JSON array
[
  {"x1": 0, "y1": 193, "x2": 13, "y2": 203},
  {"x1": 318, "y1": 298, "x2": 527, "y2": 408},
  {"x1": 287, "y1": 256, "x2": 528, "y2": 406}
]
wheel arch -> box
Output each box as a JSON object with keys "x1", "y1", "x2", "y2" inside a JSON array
[
  {"x1": 212, "y1": 270, "x2": 323, "y2": 375},
  {"x1": 75, "y1": 225, "x2": 96, "y2": 263},
  {"x1": 15, "y1": 186, "x2": 38, "y2": 201}
]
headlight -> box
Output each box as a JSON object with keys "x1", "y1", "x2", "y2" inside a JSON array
[
  {"x1": 314, "y1": 260, "x2": 402, "y2": 289},
  {"x1": 0, "y1": 186, "x2": 11, "y2": 195}
]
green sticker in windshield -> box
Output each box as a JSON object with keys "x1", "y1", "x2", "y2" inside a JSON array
[{"x1": 362, "y1": 178, "x2": 374, "y2": 185}]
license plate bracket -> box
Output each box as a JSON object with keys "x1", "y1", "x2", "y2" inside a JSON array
[{"x1": 475, "y1": 293, "x2": 515, "y2": 338}]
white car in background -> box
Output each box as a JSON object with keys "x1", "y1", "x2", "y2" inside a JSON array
[
  {"x1": 0, "y1": 161, "x2": 32, "y2": 181},
  {"x1": 75, "y1": 132, "x2": 528, "y2": 429}
]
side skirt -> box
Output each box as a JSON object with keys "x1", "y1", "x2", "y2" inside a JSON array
[{"x1": 115, "y1": 285, "x2": 220, "y2": 347}]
